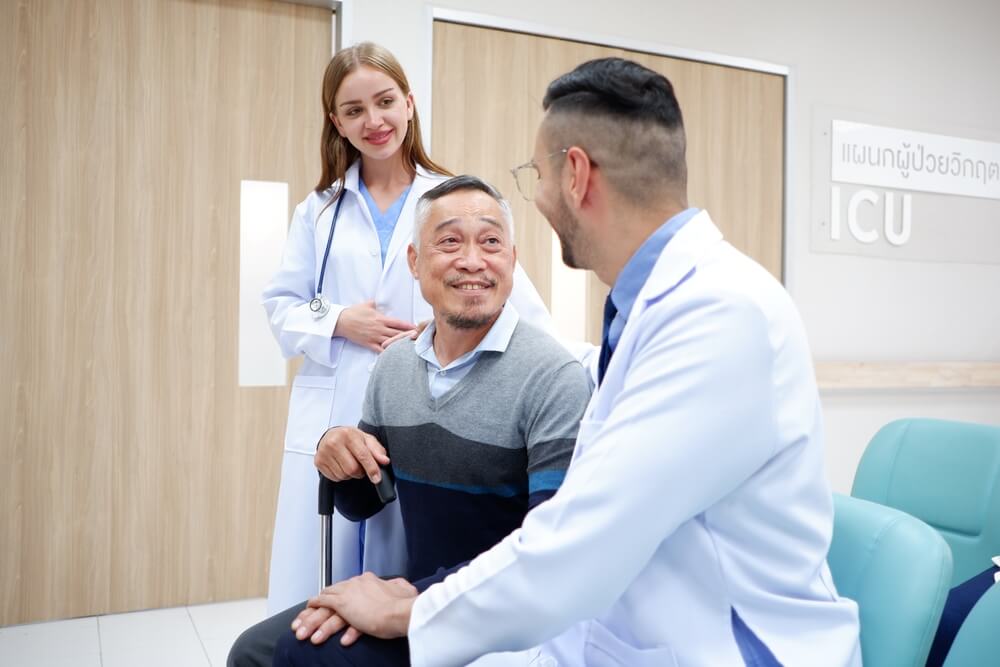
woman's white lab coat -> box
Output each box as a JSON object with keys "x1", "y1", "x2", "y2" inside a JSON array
[{"x1": 262, "y1": 162, "x2": 554, "y2": 613}]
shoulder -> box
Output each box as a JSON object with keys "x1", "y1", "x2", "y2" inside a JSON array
[
  {"x1": 506, "y1": 321, "x2": 574, "y2": 364},
  {"x1": 688, "y1": 245, "x2": 792, "y2": 322},
  {"x1": 639, "y1": 245, "x2": 801, "y2": 364},
  {"x1": 292, "y1": 187, "x2": 340, "y2": 223},
  {"x1": 373, "y1": 336, "x2": 420, "y2": 377},
  {"x1": 505, "y1": 322, "x2": 589, "y2": 388},
  {"x1": 413, "y1": 167, "x2": 449, "y2": 193}
]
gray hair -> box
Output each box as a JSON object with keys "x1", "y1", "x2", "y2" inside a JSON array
[{"x1": 412, "y1": 175, "x2": 515, "y2": 249}]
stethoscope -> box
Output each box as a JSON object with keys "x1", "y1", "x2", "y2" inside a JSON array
[{"x1": 308, "y1": 192, "x2": 346, "y2": 320}]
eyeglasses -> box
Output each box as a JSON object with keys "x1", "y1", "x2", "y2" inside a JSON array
[{"x1": 509, "y1": 149, "x2": 569, "y2": 201}]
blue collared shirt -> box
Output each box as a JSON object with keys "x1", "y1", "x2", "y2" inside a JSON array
[
  {"x1": 414, "y1": 303, "x2": 520, "y2": 399},
  {"x1": 606, "y1": 208, "x2": 700, "y2": 351}
]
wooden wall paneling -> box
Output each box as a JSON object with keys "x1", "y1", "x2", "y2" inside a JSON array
[
  {"x1": 625, "y1": 54, "x2": 785, "y2": 281},
  {"x1": 2, "y1": 0, "x2": 328, "y2": 625},
  {"x1": 816, "y1": 362, "x2": 1000, "y2": 390},
  {"x1": 16, "y1": 0, "x2": 120, "y2": 623},
  {"x1": 585, "y1": 275, "x2": 609, "y2": 345},
  {"x1": 431, "y1": 22, "x2": 785, "y2": 341},
  {"x1": 0, "y1": 0, "x2": 29, "y2": 625},
  {"x1": 432, "y1": 24, "x2": 553, "y2": 306},
  {"x1": 111, "y1": 0, "x2": 168, "y2": 614}
]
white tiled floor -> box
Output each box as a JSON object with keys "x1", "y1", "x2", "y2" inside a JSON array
[{"x1": 0, "y1": 598, "x2": 266, "y2": 667}]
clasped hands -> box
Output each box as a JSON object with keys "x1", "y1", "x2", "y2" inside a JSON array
[{"x1": 291, "y1": 572, "x2": 418, "y2": 646}]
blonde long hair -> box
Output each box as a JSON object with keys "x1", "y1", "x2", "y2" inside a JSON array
[{"x1": 316, "y1": 42, "x2": 451, "y2": 198}]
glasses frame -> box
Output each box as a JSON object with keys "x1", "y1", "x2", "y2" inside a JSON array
[{"x1": 509, "y1": 148, "x2": 569, "y2": 201}]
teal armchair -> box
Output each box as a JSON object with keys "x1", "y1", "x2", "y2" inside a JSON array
[
  {"x1": 851, "y1": 418, "x2": 1000, "y2": 585},
  {"x1": 829, "y1": 494, "x2": 953, "y2": 667},
  {"x1": 851, "y1": 418, "x2": 1000, "y2": 667}
]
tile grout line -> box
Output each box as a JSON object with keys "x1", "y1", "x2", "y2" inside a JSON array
[
  {"x1": 187, "y1": 606, "x2": 213, "y2": 666},
  {"x1": 96, "y1": 615, "x2": 105, "y2": 667}
]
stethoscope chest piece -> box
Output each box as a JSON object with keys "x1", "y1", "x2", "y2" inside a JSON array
[
  {"x1": 311, "y1": 191, "x2": 346, "y2": 322},
  {"x1": 309, "y1": 296, "x2": 331, "y2": 319}
]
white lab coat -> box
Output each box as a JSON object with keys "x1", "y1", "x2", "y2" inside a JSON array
[
  {"x1": 262, "y1": 162, "x2": 555, "y2": 614},
  {"x1": 408, "y1": 212, "x2": 862, "y2": 666}
]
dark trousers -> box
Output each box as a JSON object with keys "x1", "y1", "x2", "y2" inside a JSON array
[
  {"x1": 273, "y1": 627, "x2": 409, "y2": 667},
  {"x1": 227, "y1": 601, "x2": 409, "y2": 667},
  {"x1": 228, "y1": 603, "x2": 301, "y2": 667}
]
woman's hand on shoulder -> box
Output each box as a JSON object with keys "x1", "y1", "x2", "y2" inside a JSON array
[
  {"x1": 333, "y1": 300, "x2": 416, "y2": 353},
  {"x1": 379, "y1": 319, "x2": 428, "y2": 350}
]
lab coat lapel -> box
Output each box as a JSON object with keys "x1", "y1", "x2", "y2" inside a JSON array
[
  {"x1": 343, "y1": 161, "x2": 362, "y2": 194},
  {"x1": 594, "y1": 211, "x2": 723, "y2": 410},
  {"x1": 631, "y1": 210, "x2": 722, "y2": 315},
  {"x1": 382, "y1": 166, "x2": 439, "y2": 274}
]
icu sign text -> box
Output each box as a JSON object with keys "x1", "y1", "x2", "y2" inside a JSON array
[
  {"x1": 828, "y1": 120, "x2": 1000, "y2": 246},
  {"x1": 829, "y1": 186, "x2": 911, "y2": 245}
]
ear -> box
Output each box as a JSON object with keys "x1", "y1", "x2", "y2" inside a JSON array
[
  {"x1": 405, "y1": 92, "x2": 415, "y2": 121},
  {"x1": 563, "y1": 146, "x2": 594, "y2": 211},
  {"x1": 330, "y1": 111, "x2": 346, "y2": 138},
  {"x1": 407, "y1": 243, "x2": 419, "y2": 278}
]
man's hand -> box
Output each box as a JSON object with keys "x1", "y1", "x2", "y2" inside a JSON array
[
  {"x1": 291, "y1": 604, "x2": 341, "y2": 645},
  {"x1": 315, "y1": 427, "x2": 389, "y2": 484},
  {"x1": 292, "y1": 573, "x2": 418, "y2": 646}
]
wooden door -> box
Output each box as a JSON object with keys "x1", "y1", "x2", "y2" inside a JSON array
[
  {"x1": 432, "y1": 21, "x2": 785, "y2": 343},
  {"x1": 0, "y1": 0, "x2": 330, "y2": 624}
]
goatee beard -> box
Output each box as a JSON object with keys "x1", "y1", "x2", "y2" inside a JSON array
[{"x1": 445, "y1": 310, "x2": 498, "y2": 330}]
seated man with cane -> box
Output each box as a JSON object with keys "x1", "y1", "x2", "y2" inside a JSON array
[{"x1": 228, "y1": 175, "x2": 591, "y2": 666}]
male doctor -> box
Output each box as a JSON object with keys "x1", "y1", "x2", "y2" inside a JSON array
[{"x1": 290, "y1": 57, "x2": 862, "y2": 666}]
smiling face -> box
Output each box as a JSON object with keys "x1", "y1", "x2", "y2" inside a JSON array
[
  {"x1": 331, "y1": 65, "x2": 414, "y2": 162},
  {"x1": 408, "y1": 189, "x2": 516, "y2": 332}
]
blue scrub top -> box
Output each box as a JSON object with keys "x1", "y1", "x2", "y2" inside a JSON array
[{"x1": 359, "y1": 178, "x2": 412, "y2": 265}]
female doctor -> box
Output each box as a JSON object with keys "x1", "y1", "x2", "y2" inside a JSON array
[{"x1": 261, "y1": 42, "x2": 554, "y2": 615}]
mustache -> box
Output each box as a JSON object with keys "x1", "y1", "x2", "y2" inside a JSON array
[{"x1": 444, "y1": 275, "x2": 497, "y2": 288}]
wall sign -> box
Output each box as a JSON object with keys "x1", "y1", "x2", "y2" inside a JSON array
[
  {"x1": 832, "y1": 120, "x2": 1000, "y2": 200},
  {"x1": 811, "y1": 111, "x2": 1000, "y2": 264}
]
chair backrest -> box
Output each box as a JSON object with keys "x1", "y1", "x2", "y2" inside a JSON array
[
  {"x1": 829, "y1": 494, "x2": 953, "y2": 667},
  {"x1": 851, "y1": 418, "x2": 1000, "y2": 585}
]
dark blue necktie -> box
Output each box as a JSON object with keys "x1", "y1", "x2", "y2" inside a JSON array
[{"x1": 597, "y1": 294, "x2": 617, "y2": 385}]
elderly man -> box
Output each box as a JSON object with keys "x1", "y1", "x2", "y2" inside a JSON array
[
  {"x1": 228, "y1": 175, "x2": 590, "y2": 666},
  {"x1": 290, "y1": 58, "x2": 863, "y2": 666}
]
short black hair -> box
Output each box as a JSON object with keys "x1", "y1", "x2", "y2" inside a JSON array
[
  {"x1": 543, "y1": 57, "x2": 684, "y2": 134},
  {"x1": 541, "y1": 58, "x2": 687, "y2": 201}
]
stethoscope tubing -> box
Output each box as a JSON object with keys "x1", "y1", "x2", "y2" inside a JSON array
[{"x1": 316, "y1": 191, "x2": 347, "y2": 297}]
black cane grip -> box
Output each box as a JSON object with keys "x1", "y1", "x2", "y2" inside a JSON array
[
  {"x1": 318, "y1": 473, "x2": 335, "y2": 515},
  {"x1": 374, "y1": 464, "x2": 396, "y2": 504}
]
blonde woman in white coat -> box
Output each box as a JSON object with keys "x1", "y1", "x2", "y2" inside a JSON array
[{"x1": 261, "y1": 43, "x2": 554, "y2": 615}]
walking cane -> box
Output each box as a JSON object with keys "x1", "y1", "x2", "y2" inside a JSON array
[{"x1": 318, "y1": 466, "x2": 397, "y2": 590}]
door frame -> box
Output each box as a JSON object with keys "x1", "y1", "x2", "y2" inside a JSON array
[{"x1": 276, "y1": 0, "x2": 352, "y2": 52}]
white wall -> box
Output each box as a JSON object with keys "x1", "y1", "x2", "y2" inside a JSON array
[{"x1": 346, "y1": 0, "x2": 1000, "y2": 492}]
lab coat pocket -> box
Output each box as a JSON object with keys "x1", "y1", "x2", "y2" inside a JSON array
[
  {"x1": 284, "y1": 375, "x2": 336, "y2": 455},
  {"x1": 584, "y1": 621, "x2": 678, "y2": 667}
]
